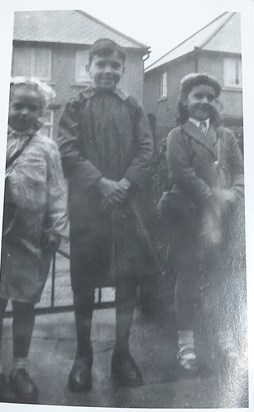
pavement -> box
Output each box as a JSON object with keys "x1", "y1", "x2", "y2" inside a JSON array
[
  {"x1": 0, "y1": 246, "x2": 248, "y2": 408},
  {"x1": 1, "y1": 305, "x2": 248, "y2": 409}
]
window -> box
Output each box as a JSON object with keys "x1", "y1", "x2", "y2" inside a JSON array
[
  {"x1": 160, "y1": 71, "x2": 167, "y2": 98},
  {"x1": 75, "y1": 50, "x2": 91, "y2": 83},
  {"x1": 41, "y1": 111, "x2": 54, "y2": 139},
  {"x1": 12, "y1": 46, "x2": 52, "y2": 81},
  {"x1": 224, "y1": 57, "x2": 242, "y2": 88}
]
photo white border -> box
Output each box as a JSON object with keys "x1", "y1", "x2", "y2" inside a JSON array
[{"x1": 0, "y1": 0, "x2": 254, "y2": 411}]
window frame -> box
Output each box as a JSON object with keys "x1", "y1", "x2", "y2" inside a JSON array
[
  {"x1": 12, "y1": 46, "x2": 52, "y2": 82},
  {"x1": 41, "y1": 110, "x2": 54, "y2": 139},
  {"x1": 159, "y1": 71, "x2": 168, "y2": 98},
  {"x1": 75, "y1": 49, "x2": 91, "y2": 84},
  {"x1": 223, "y1": 56, "x2": 242, "y2": 89}
]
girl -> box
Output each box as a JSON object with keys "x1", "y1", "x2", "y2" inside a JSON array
[
  {"x1": 166, "y1": 73, "x2": 245, "y2": 374},
  {"x1": 0, "y1": 77, "x2": 67, "y2": 403}
]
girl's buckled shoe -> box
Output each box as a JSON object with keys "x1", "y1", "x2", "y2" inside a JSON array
[{"x1": 177, "y1": 349, "x2": 199, "y2": 373}]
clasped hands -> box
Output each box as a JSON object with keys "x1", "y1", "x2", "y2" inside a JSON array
[{"x1": 98, "y1": 177, "x2": 131, "y2": 213}]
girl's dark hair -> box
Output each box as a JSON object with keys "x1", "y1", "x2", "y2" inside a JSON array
[
  {"x1": 88, "y1": 38, "x2": 126, "y2": 64},
  {"x1": 176, "y1": 98, "x2": 189, "y2": 125}
]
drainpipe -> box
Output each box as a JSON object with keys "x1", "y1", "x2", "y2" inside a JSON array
[
  {"x1": 193, "y1": 47, "x2": 199, "y2": 72},
  {"x1": 142, "y1": 49, "x2": 151, "y2": 103},
  {"x1": 143, "y1": 48, "x2": 151, "y2": 63}
]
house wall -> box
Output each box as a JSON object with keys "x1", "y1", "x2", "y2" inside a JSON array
[
  {"x1": 144, "y1": 51, "x2": 243, "y2": 144},
  {"x1": 144, "y1": 55, "x2": 196, "y2": 140},
  {"x1": 12, "y1": 43, "x2": 145, "y2": 140},
  {"x1": 197, "y1": 51, "x2": 243, "y2": 122}
]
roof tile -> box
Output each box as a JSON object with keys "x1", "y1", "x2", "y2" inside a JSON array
[
  {"x1": 146, "y1": 12, "x2": 240, "y2": 72},
  {"x1": 13, "y1": 10, "x2": 148, "y2": 50}
]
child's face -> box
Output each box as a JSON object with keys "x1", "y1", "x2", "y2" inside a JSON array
[
  {"x1": 87, "y1": 51, "x2": 125, "y2": 90},
  {"x1": 183, "y1": 84, "x2": 216, "y2": 121},
  {"x1": 9, "y1": 87, "x2": 42, "y2": 132}
]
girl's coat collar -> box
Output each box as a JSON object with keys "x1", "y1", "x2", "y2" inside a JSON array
[
  {"x1": 181, "y1": 120, "x2": 219, "y2": 157},
  {"x1": 8, "y1": 125, "x2": 38, "y2": 139}
]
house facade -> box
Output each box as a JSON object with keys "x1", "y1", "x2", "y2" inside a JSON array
[
  {"x1": 144, "y1": 12, "x2": 242, "y2": 141},
  {"x1": 12, "y1": 10, "x2": 149, "y2": 139}
]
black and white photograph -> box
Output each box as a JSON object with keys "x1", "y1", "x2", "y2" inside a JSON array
[{"x1": 0, "y1": 0, "x2": 253, "y2": 410}]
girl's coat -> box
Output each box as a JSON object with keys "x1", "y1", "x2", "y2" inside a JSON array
[
  {"x1": 0, "y1": 130, "x2": 68, "y2": 303},
  {"x1": 167, "y1": 120, "x2": 244, "y2": 206}
]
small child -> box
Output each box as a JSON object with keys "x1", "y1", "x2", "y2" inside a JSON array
[
  {"x1": 0, "y1": 77, "x2": 68, "y2": 402},
  {"x1": 166, "y1": 73, "x2": 245, "y2": 373},
  {"x1": 58, "y1": 38, "x2": 159, "y2": 391}
]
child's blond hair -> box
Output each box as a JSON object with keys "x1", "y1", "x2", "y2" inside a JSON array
[{"x1": 10, "y1": 77, "x2": 56, "y2": 115}]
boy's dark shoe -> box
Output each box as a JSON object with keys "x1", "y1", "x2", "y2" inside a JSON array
[
  {"x1": 111, "y1": 350, "x2": 143, "y2": 387},
  {"x1": 68, "y1": 356, "x2": 92, "y2": 392},
  {"x1": 0, "y1": 372, "x2": 16, "y2": 403},
  {"x1": 9, "y1": 368, "x2": 38, "y2": 403}
]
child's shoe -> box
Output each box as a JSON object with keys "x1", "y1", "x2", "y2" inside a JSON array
[
  {"x1": 218, "y1": 331, "x2": 239, "y2": 370},
  {"x1": 177, "y1": 348, "x2": 199, "y2": 373},
  {"x1": 68, "y1": 355, "x2": 93, "y2": 392},
  {"x1": 9, "y1": 368, "x2": 38, "y2": 403},
  {"x1": 111, "y1": 350, "x2": 143, "y2": 387},
  {"x1": 0, "y1": 372, "x2": 16, "y2": 403}
]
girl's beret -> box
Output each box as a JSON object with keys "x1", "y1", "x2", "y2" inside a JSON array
[{"x1": 180, "y1": 73, "x2": 221, "y2": 98}]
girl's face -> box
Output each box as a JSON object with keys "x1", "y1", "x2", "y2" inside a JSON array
[
  {"x1": 9, "y1": 87, "x2": 42, "y2": 132},
  {"x1": 183, "y1": 84, "x2": 216, "y2": 121},
  {"x1": 87, "y1": 51, "x2": 125, "y2": 90}
]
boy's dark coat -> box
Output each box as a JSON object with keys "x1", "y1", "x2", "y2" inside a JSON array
[{"x1": 58, "y1": 87, "x2": 159, "y2": 288}]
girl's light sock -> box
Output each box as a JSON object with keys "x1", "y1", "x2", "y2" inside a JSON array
[
  {"x1": 12, "y1": 357, "x2": 28, "y2": 371},
  {"x1": 178, "y1": 329, "x2": 196, "y2": 358}
]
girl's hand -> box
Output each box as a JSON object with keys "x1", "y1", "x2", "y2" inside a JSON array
[
  {"x1": 213, "y1": 189, "x2": 236, "y2": 213},
  {"x1": 200, "y1": 197, "x2": 222, "y2": 247}
]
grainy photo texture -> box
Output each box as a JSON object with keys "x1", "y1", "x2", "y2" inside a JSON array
[{"x1": 0, "y1": 6, "x2": 248, "y2": 409}]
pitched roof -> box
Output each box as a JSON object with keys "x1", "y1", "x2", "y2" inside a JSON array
[
  {"x1": 13, "y1": 10, "x2": 149, "y2": 51},
  {"x1": 146, "y1": 12, "x2": 241, "y2": 72}
]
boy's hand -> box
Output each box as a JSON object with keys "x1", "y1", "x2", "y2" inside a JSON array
[
  {"x1": 118, "y1": 178, "x2": 131, "y2": 191},
  {"x1": 98, "y1": 177, "x2": 127, "y2": 204}
]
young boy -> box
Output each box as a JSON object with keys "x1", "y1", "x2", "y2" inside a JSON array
[{"x1": 57, "y1": 38, "x2": 159, "y2": 391}]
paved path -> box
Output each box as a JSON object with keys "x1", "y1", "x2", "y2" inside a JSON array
[{"x1": 1, "y1": 307, "x2": 248, "y2": 408}]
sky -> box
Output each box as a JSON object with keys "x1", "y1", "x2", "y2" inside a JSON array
[
  {"x1": 79, "y1": 0, "x2": 230, "y2": 66},
  {"x1": 1, "y1": 0, "x2": 251, "y2": 67}
]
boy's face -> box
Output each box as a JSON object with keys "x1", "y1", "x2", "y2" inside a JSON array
[
  {"x1": 9, "y1": 87, "x2": 42, "y2": 132},
  {"x1": 87, "y1": 51, "x2": 125, "y2": 90},
  {"x1": 183, "y1": 84, "x2": 216, "y2": 121}
]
